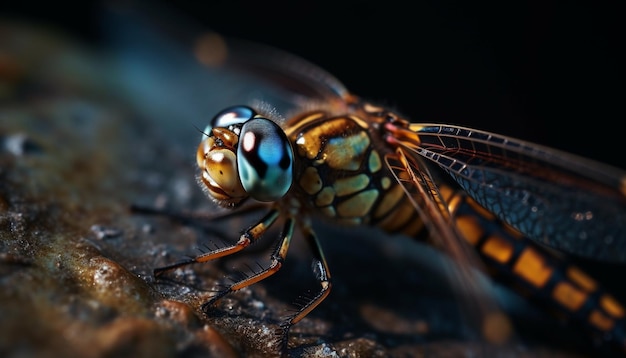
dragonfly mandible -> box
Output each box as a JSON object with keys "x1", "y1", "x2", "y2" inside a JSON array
[{"x1": 109, "y1": 4, "x2": 626, "y2": 356}]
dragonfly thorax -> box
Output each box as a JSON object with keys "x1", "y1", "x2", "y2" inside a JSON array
[
  {"x1": 197, "y1": 106, "x2": 294, "y2": 208},
  {"x1": 285, "y1": 108, "x2": 423, "y2": 236}
]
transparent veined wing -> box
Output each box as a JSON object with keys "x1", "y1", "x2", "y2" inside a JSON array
[{"x1": 390, "y1": 123, "x2": 626, "y2": 262}]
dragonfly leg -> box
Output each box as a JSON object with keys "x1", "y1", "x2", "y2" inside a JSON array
[
  {"x1": 153, "y1": 207, "x2": 280, "y2": 276},
  {"x1": 276, "y1": 222, "x2": 332, "y2": 353},
  {"x1": 200, "y1": 209, "x2": 295, "y2": 309}
]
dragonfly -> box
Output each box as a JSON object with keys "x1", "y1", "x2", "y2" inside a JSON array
[{"x1": 109, "y1": 4, "x2": 626, "y2": 356}]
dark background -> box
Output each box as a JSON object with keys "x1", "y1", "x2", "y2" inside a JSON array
[{"x1": 2, "y1": 0, "x2": 624, "y2": 168}]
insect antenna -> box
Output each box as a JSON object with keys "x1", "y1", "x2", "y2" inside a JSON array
[{"x1": 192, "y1": 123, "x2": 210, "y2": 137}]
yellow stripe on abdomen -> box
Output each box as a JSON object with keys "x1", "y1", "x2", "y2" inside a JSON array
[{"x1": 448, "y1": 190, "x2": 626, "y2": 343}]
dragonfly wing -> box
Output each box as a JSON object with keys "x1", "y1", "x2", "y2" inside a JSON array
[
  {"x1": 384, "y1": 149, "x2": 516, "y2": 347},
  {"x1": 408, "y1": 124, "x2": 626, "y2": 262},
  {"x1": 98, "y1": 1, "x2": 348, "y2": 144}
]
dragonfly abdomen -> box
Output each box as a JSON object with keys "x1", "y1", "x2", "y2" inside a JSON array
[{"x1": 446, "y1": 187, "x2": 626, "y2": 349}]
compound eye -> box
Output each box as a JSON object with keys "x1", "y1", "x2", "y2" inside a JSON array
[
  {"x1": 237, "y1": 117, "x2": 293, "y2": 202},
  {"x1": 203, "y1": 105, "x2": 256, "y2": 139}
]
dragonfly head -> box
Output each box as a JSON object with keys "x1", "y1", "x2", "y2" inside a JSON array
[{"x1": 196, "y1": 105, "x2": 294, "y2": 208}]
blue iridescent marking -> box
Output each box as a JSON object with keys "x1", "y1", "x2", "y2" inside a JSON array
[{"x1": 238, "y1": 118, "x2": 294, "y2": 201}]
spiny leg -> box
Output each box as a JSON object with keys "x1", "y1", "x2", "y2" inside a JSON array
[
  {"x1": 276, "y1": 220, "x2": 332, "y2": 353},
  {"x1": 201, "y1": 210, "x2": 296, "y2": 309},
  {"x1": 153, "y1": 207, "x2": 280, "y2": 276}
]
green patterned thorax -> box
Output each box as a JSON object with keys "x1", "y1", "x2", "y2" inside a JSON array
[{"x1": 286, "y1": 111, "x2": 421, "y2": 234}]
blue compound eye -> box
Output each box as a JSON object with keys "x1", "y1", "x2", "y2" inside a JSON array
[
  {"x1": 203, "y1": 105, "x2": 256, "y2": 139},
  {"x1": 237, "y1": 117, "x2": 294, "y2": 201}
]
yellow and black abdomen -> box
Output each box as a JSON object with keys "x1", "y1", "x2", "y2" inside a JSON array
[
  {"x1": 444, "y1": 186, "x2": 626, "y2": 347},
  {"x1": 286, "y1": 111, "x2": 423, "y2": 236}
]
